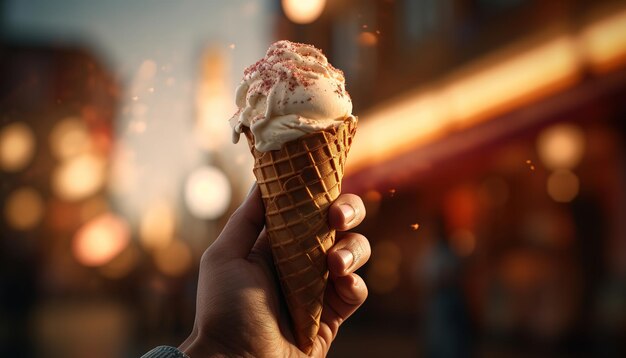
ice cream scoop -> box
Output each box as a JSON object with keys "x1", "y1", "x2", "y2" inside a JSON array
[{"x1": 230, "y1": 40, "x2": 355, "y2": 151}]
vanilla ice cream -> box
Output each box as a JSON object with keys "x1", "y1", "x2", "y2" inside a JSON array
[{"x1": 230, "y1": 40, "x2": 355, "y2": 151}]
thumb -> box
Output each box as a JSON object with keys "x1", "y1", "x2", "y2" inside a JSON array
[{"x1": 210, "y1": 183, "x2": 265, "y2": 259}]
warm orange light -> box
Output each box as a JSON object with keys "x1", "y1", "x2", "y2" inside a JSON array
[
  {"x1": 444, "y1": 186, "x2": 478, "y2": 231},
  {"x1": 72, "y1": 213, "x2": 130, "y2": 267},
  {"x1": 4, "y1": 187, "x2": 45, "y2": 231},
  {"x1": 139, "y1": 201, "x2": 175, "y2": 250},
  {"x1": 537, "y1": 123, "x2": 585, "y2": 170},
  {"x1": 446, "y1": 37, "x2": 580, "y2": 124},
  {"x1": 196, "y1": 48, "x2": 233, "y2": 152},
  {"x1": 347, "y1": 7, "x2": 626, "y2": 174},
  {"x1": 349, "y1": 36, "x2": 582, "y2": 172},
  {"x1": 282, "y1": 0, "x2": 326, "y2": 24},
  {"x1": 547, "y1": 170, "x2": 580, "y2": 203},
  {"x1": 580, "y1": 8, "x2": 626, "y2": 72},
  {"x1": 49, "y1": 117, "x2": 91, "y2": 160},
  {"x1": 358, "y1": 32, "x2": 378, "y2": 47},
  {"x1": 153, "y1": 239, "x2": 193, "y2": 277},
  {"x1": 348, "y1": 92, "x2": 451, "y2": 170},
  {"x1": 0, "y1": 122, "x2": 36, "y2": 172},
  {"x1": 52, "y1": 153, "x2": 106, "y2": 201},
  {"x1": 196, "y1": 95, "x2": 231, "y2": 151}
]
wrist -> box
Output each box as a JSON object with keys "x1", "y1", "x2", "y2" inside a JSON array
[{"x1": 179, "y1": 333, "x2": 232, "y2": 358}]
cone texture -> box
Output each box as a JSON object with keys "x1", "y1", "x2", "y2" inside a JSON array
[{"x1": 244, "y1": 119, "x2": 356, "y2": 353}]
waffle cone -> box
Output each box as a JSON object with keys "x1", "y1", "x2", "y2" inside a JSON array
[{"x1": 243, "y1": 118, "x2": 356, "y2": 353}]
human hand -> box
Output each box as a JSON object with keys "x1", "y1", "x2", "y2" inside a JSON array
[{"x1": 179, "y1": 184, "x2": 370, "y2": 357}]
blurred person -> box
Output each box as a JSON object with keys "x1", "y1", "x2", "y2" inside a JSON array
[{"x1": 142, "y1": 185, "x2": 370, "y2": 357}]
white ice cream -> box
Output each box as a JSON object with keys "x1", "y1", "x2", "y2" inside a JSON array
[{"x1": 230, "y1": 40, "x2": 355, "y2": 152}]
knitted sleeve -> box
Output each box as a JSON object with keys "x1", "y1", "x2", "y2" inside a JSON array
[{"x1": 140, "y1": 346, "x2": 190, "y2": 358}]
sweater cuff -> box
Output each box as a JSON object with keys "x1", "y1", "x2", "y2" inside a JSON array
[{"x1": 141, "y1": 346, "x2": 190, "y2": 358}]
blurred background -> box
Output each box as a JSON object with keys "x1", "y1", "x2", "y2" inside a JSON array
[{"x1": 1, "y1": 0, "x2": 625, "y2": 357}]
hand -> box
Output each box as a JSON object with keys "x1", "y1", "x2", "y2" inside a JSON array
[{"x1": 179, "y1": 184, "x2": 370, "y2": 357}]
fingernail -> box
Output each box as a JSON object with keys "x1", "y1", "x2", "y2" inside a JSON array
[
  {"x1": 336, "y1": 249, "x2": 354, "y2": 270},
  {"x1": 339, "y1": 204, "x2": 355, "y2": 224}
]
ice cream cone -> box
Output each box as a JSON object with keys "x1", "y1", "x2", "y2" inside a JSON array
[{"x1": 243, "y1": 118, "x2": 356, "y2": 354}]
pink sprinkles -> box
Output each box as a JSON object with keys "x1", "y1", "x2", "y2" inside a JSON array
[{"x1": 242, "y1": 40, "x2": 348, "y2": 99}]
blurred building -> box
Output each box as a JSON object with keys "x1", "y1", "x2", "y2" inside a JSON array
[{"x1": 0, "y1": 44, "x2": 120, "y2": 356}]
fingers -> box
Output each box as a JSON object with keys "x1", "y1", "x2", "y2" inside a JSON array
[
  {"x1": 209, "y1": 184, "x2": 265, "y2": 259},
  {"x1": 211, "y1": 191, "x2": 363, "y2": 262},
  {"x1": 332, "y1": 274, "x2": 368, "y2": 308},
  {"x1": 314, "y1": 231, "x2": 370, "y2": 356},
  {"x1": 328, "y1": 194, "x2": 366, "y2": 231},
  {"x1": 317, "y1": 273, "x2": 368, "y2": 349},
  {"x1": 328, "y1": 232, "x2": 371, "y2": 277}
]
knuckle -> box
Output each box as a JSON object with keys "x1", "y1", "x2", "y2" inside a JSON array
[
  {"x1": 350, "y1": 233, "x2": 368, "y2": 252},
  {"x1": 346, "y1": 233, "x2": 371, "y2": 267}
]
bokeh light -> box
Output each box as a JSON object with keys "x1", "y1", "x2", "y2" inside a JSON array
[
  {"x1": 184, "y1": 165, "x2": 231, "y2": 220},
  {"x1": 2, "y1": 1, "x2": 626, "y2": 356},
  {"x1": 196, "y1": 48, "x2": 232, "y2": 152},
  {"x1": 444, "y1": 186, "x2": 478, "y2": 230},
  {"x1": 0, "y1": 122, "x2": 36, "y2": 172},
  {"x1": 537, "y1": 123, "x2": 585, "y2": 170},
  {"x1": 72, "y1": 213, "x2": 130, "y2": 267},
  {"x1": 547, "y1": 169, "x2": 580, "y2": 203},
  {"x1": 4, "y1": 187, "x2": 45, "y2": 231},
  {"x1": 579, "y1": 9, "x2": 626, "y2": 72},
  {"x1": 140, "y1": 201, "x2": 175, "y2": 250},
  {"x1": 281, "y1": 0, "x2": 326, "y2": 24},
  {"x1": 153, "y1": 239, "x2": 193, "y2": 277},
  {"x1": 358, "y1": 32, "x2": 378, "y2": 47},
  {"x1": 49, "y1": 117, "x2": 91, "y2": 160},
  {"x1": 52, "y1": 153, "x2": 107, "y2": 201}
]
